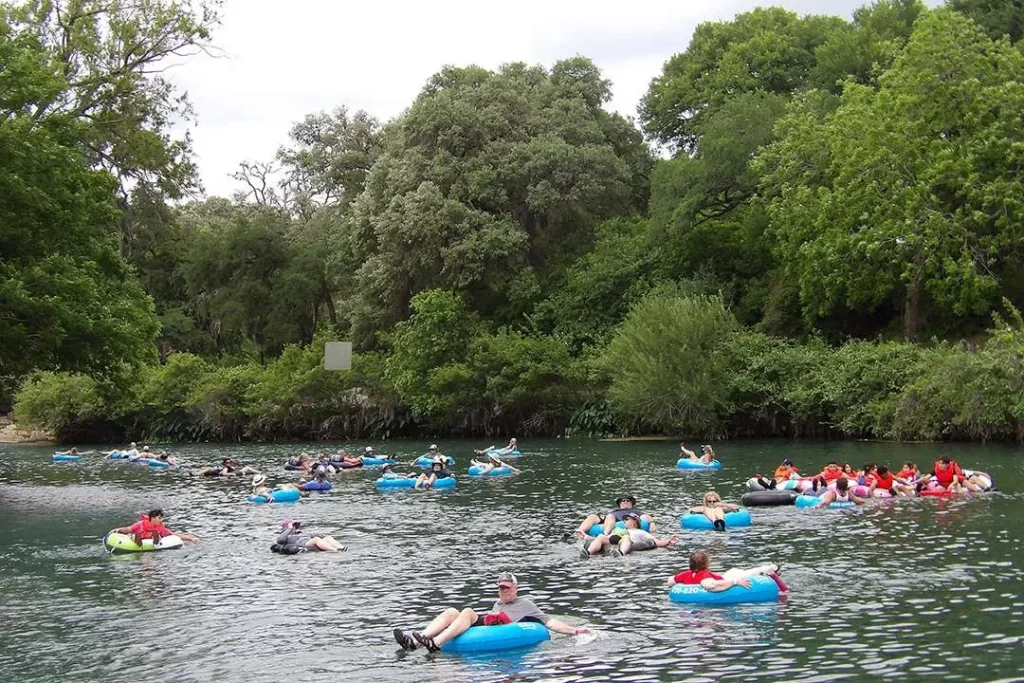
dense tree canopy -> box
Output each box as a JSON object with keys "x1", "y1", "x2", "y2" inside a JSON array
[{"x1": 9, "y1": 0, "x2": 1024, "y2": 442}]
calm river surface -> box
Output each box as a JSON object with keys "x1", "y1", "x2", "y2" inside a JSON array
[{"x1": 1, "y1": 439, "x2": 1021, "y2": 682}]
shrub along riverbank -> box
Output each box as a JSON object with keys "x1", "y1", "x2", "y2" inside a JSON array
[{"x1": 14, "y1": 293, "x2": 1024, "y2": 444}]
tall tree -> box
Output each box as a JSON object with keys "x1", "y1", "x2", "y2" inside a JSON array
[
  {"x1": 758, "y1": 9, "x2": 1024, "y2": 340},
  {"x1": 343, "y1": 58, "x2": 652, "y2": 347},
  {"x1": 949, "y1": 0, "x2": 1024, "y2": 43},
  {"x1": 2, "y1": 0, "x2": 221, "y2": 197}
]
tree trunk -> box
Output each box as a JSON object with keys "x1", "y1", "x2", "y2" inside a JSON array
[{"x1": 903, "y1": 279, "x2": 922, "y2": 342}]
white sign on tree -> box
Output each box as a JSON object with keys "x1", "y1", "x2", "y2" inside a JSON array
[{"x1": 324, "y1": 342, "x2": 352, "y2": 371}]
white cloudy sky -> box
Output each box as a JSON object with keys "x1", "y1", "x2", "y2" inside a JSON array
[{"x1": 168, "y1": 0, "x2": 933, "y2": 198}]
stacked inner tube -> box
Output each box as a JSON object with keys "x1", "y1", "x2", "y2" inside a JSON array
[{"x1": 741, "y1": 490, "x2": 798, "y2": 507}]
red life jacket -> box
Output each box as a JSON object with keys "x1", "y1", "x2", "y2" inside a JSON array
[
  {"x1": 933, "y1": 460, "x2": 963, "y2": 487},
  {"x1": 134, "y1": 514, "x2": 168, "y2": 541},
  {"x1": 874, "y1": 472, "x2": 895, "y2": 489},
  {"x1": 674, "y1": 569, "x2": 724, "y2": 585}
]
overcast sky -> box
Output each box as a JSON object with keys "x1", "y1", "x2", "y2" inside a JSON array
[{"x1": 169, "y1": 0, "x2": 934, "y2": 198}]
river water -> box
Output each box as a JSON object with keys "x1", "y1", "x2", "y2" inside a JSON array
[{"x1": 0, "y1": 439, "x2": 1021, "y2": 682}]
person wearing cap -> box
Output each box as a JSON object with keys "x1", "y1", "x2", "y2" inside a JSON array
[
  {"x1": 196, "y1": 457, "x2": 250, "y2": 478},
  {"x1": 114, "y1": 509, "x2": 198, "y2": 545},
  {"x1": 679, "y1": 443, "x2": 715, "y2": 465},
  {"x1": 364, "y1": 446, "x2": 377, "y2": 457},
  {"x1": 393, "y1": 572, "x2": 591, "y2": 652},
  {"x1": 581, "y1": 512, "x2": 679, "y2": 557},
  {"x1": 252, "y1": 474, "x2": 302, "y2": 500},
  {"x1": 298, "y1": 467, "x2": 333, "y2": 491},
  {"x1": 688, "y1": 491, "x2": 741, "y2": 531},
  {"x1": 271, "y1": 520, "x2": 345, "y2": 553},
  {"x1": 572, "y1": 496, "x2": 656, "y2": 539},
  {"x1": 413, "y1": 457, "x2": 453, "y2": 490},
  {"x1": 667, "y1": 550, "x2": 784, "y2": 593},
  {"x1": 468, "y1": 453, "x2": 521, "y2": 475}
]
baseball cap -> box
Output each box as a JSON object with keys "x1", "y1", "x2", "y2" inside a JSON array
[
  {"x1": 497, "y1": 572, "x2": 518, "y2": 587},
  {"x1": 782, "y1": 459, "x2": 794, "y2": 466},
  {"x1": 365, "y1": 446, "x2": 374, "y2": 453}
]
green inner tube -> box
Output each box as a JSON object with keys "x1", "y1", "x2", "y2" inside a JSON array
[{"x1": 103, "y1": 531, "x2": 184, "y2": 554}]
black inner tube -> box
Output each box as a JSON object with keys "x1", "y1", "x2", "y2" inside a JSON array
[{"x1": 741, "y1": 490, "x2": 798, "y2": 507}]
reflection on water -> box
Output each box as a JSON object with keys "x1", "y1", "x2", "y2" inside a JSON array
[{"x1": 0, "y1": 439, "x2": 1022, "y2": 682}]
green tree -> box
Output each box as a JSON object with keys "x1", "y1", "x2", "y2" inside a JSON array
[
  {"x1": 949, "y1": 0, "x2": 1024, "y2": 43},
  {"x1": 602, "y1": 292, "x2": 738, "y2": 435},
  {"x1": 2, "y1": 0, "x2": 220, "y2": 196},
  {"x1": 640, "y1": 7, "x2": 848, "y2": 153},
  {"x1": 344, "y1": 58, "x2": 652, "y2": 345},
  {"x1": 759, "y1": 9, "x2": 1024, "y2": 340},
  {"x1": 277, "y1": 106, "x2": 384, "y2": 217},
  {"x1": 0, "y1": 116, "x2": 159, "y2": 403}
]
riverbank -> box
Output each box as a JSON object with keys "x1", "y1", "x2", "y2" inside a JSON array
[{"x1": 0, "y1": 422, "x2": 55, "y2": 445}]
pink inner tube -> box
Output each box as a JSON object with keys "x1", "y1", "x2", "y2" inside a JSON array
[{"x1": 851, "y1": 484, "x2": 892, "y2": 498}]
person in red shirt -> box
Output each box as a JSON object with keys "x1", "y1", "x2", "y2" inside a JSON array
[
  {"x1": 667, "y1": 550, "x2": 785, "y2": 592},
  {"x1": 114, "y1": 509, "x2": 198, "y2": 546},
  {"x1": 868, "y1": 465, "x2": 915, "y2": 497}
]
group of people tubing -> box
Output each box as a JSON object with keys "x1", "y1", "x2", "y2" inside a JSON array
[
  {"x1": 96, "y1": 440, "x2": 994, "y2": 653},
  {"x1": 749, "y1": 456, "x2": 994, "y2": 505}
]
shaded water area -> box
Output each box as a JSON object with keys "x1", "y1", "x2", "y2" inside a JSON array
[{"x1": 1, "y1": 439, "x2": 1022, "y2": 682}]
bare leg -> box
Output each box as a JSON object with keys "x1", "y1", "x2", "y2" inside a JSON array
[
  {"x1": 703, "y1": 507, "x2": 725, "y2": 523},
  {"x1": 414, "y1": 474, "x2": 428, "y2": 490},
  {"x1": 723, "y1": 563, "x2": 778, "y2": 580},
  {"x1": 432, "y1": 608, "x2": 478, "y2": 646},
  {"x1": 421, "y1": 608, "x2": 460, "y2": 638},
  {"x1": 618, "y1": 535, "x2": 633, "y2": 555},
  {"x1": 574, "y1": 514, "x2": 601, "y2": 539},
  {"x1": 602, "y1": 515, "x2": 616, "y2": 534},
  {"x1": 585, "y1": 534, "x2": 609, "y2": 555}
]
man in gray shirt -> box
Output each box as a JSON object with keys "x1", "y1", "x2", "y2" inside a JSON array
[{"x1": 393, "y1": 572, "x2": 590, "y2": 652}]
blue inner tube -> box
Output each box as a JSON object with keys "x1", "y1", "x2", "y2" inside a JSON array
[
  {"x1": 680, "y1": 509, "x2": 752, "y2": 530},
  {"x1": 586, "y1": 518, "x2": 650, "y2": 536},
  {"x1": 467, "y1": 465, "x2": 514, "y2": 477},
  {"x1": 486, "y1": 449, "x2": 521, "y2": 458},
  {"x1": 374, "y1": 476, "x2": 457, "y2": 490},
  {"x1": 361, "y1": 457, "x2": 394, "y2": 466},
  {"x1": 414, "y1": 455, "x2": 457, "y2": 468},
  {"x1": 440, "y1": 621, "x2": 550, "y2": 653},
  {"x1": 676, "y1": 458, "x2": 722, "y2": 470},
  {"x1": 248, "y1": 488, "x2": 302, "y2": 504},
  {"x1": 140, "y1": 458, "x2": 171, "y2": 468},
  {"x1": 795, "y1": 494, "x2": 855, "y2": 509},
  {"x1": 669, "y1": 575, "x2": 780, "y2": 605},
  {"x1": 300, "y1": 481, "x2": 332, "y2": 491},
  {"x1": 52, "y1": 454, "x2": 82, "y2": 462}
]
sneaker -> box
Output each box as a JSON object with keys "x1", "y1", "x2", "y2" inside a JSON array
[
  {"x1": 413, "y1": 632, "x2": 440, "y2": 652},
  {"x1": 609, "y1": 548, "x2": 623, "y2": 558},
  {"x1": 713, "y1": 519, "x2": 726, "y2": 531},
  {"x1": 393, "y1": 629, "x2": 418, "y2": 651},
  {"x1": 579, "y1": 548, "x2": 591, "y2": 559}
]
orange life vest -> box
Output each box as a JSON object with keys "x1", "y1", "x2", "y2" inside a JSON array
[{"x1": 933, "y1": 460, "x2": 964, "y2": 487}]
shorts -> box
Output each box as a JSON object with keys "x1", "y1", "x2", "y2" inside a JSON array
[
  {"x1": 472, "y1": 615, "x2": 544, "y2": 627},
  {"x1": 629, "y1": 538, "x2": 657, "y2": 552}
]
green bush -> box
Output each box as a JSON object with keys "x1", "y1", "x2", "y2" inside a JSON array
[
  {"x1": 14, "y1": 372, "x2": 105, "y2": 432},
  {"x1": 603, "y1": 293, "x2": 738, "y2": 435}
]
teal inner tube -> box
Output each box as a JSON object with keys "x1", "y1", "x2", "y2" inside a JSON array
[
  {"x1": 467, "y1": 465, "x2": 513, "y2": 477},
  {"x1": 795, "y1": 494, "x2": 855, "y2": 509},
  {"x1": 676, "y1": 458, "x2": 722, "y2": 470},
  {"x1": 680, "y1": 509, "x2": 752, "y2": 530},
  {"x1": 669, "y1": 575, "x2": 780, "y2": 605},
  {"x1": 248, "y1": 488, "x2": 302, "y2": 504},
  {"x1": 52, "y1": 454, "x2": 81, "y2": 462},
  {"x1": 440, "y1": 621, "x2": 550, "y2": 653},
  {"x1": 374, "y1": 476, "x2": 457, "y2": 490}
]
